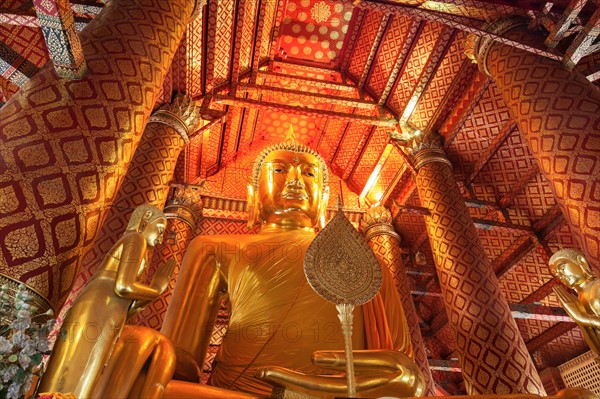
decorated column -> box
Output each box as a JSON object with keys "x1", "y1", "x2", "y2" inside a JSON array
[
  {"x1": 66, "y1": 95, "x2": 201, "y2": 307},
  {"x1": 131, "y1": 185, "x2": 203, "y2": 330},
  {"x1": 468, "y1": 19, "x2": 600, "y2": 270},
  {"x1": 0, "y1": 0, "x2": 198, "y2": 312},
  {"x1": 411, "y1": 133, "x2": 544, "y2": 395},
  {"x1": 360, "y1": 206, "x2": 436, "y2": 396}
]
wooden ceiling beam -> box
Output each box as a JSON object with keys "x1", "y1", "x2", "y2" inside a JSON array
[
  {"x1": 213, "y1": 95, "x2": 398, "y2": 126},
  {"x1": 526, "y1": 322, "x2": 577, "y2": 352},
  {"x1": 256, "y1": 70, "x2": 357, "y2": 92},
  {"x1": 499, "y1": 163, "x2": 540, "y2": 208},
  {"x1": 267, "y1": 0, "x2": 288, "y2": 61},
  {"x1": 341, "y1": 8, "x2": 366, "y2": 76},
  {"x1": 33, "y1": 0, "x2": 86, "y2": 79},
  {"x1": 426, "y1": 302, "x2": 572, "y2": 337},
  {"x1": 355, "y1": 1, "x2": 562, "y2": 62},
  {"x1": 236, "y1": 83, "x2": 377, "y2": 109}
]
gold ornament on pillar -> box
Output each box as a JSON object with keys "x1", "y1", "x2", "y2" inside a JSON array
[
  {"x1": 406, "y1": 130, "x2": 452, "y2": 171},
  {"x1": 549, "y1": 248, "x2": 600, "y2": 357},
  {"x1": 165, "y1": 185, "x2": 204, "y2": 231},
  {"x1": 149, "y1": 93, "x2": 202, "y2": 143},
  {"x1": 359, "y1": 205, "x2": 399, "y2": 242}
]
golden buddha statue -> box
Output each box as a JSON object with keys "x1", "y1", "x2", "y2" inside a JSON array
[
  {"x1": 38, "y1": 204, "x2": 175, "y2": 398},
  {"x1": 548, "y1": 248, "x2": 600, "y2": 356},
  {"x1": 158, "y1": 127, "x2": 425, "y2": 398}
]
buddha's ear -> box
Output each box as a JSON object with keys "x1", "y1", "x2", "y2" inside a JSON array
[
  {"x1": 318, "y1": 186, "x2": 330, "y2": 229},
  {"x1": 247, "y1": 182, "x2": 258, "y2": 229}
]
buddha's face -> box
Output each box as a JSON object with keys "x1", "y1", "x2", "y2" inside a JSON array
[
  {"x1": 256, "y1": 149, "x2": 324, "y2": 228},
  {"x1": 550, "y1": 257, "x2": 588, "y2": 288},
  {"x1": 142, "y1": 217, "x2": 167, "y2": 247}
]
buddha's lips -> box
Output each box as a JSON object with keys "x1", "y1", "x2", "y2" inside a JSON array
[{"x1": 281, "y1": 191, "x2": 308, "y2": 200}]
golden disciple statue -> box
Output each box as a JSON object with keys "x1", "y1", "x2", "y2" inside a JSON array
[
  {"x1": 160, "y1": 128, "x2": 425, "y2": 398},
  {"x1": 548, "y1": 248, "x2": 600, "y2": 357},
  {"x1": 38, "y1": 205, "x2": 175, "y2": 398}
]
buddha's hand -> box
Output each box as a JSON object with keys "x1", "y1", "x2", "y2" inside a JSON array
[
  {"x1": 553, "y1": 286, "x2": 600, "y2": 329},
  {"x1": 151, "y1": 258, "x2": 177, "y2": 293},
  {"x1": 255, "y1": 350, "x2": 424, "y2": 398}
]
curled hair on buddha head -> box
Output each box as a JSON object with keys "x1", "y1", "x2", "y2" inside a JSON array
[
  {"x1": 247, "y1": 125, "x2": 330, "y2": 229},
  {"x1": 549, "y1": 248, "x2": 595, "y2": 278},
  {"x1": 127, "y1": 204, "x2": 166, "y2": 233}
]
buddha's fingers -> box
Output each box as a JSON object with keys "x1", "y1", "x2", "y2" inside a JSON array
[
  {"x1": 312, "y1": 349, "x2": 415, "y2": 373},
  {"x1": 255, "y1": 366, "x2": 404, "y2": 395}
]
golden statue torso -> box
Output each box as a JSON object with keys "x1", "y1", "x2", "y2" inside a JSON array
[{"x1": 205, "y1": 229, "x2": 364, "y2": 396}]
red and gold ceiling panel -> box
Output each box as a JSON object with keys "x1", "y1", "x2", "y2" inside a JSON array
[
  {"x1": 348, "y1": 127, "x2": 389, "y2": 195},
  {"x1": 239, "y1": 107, "x2": 259, "y2": 148},
  {"x1": 0, "y1": 25, "x2": 48, "y2": 67},
  {"x1": 516, "y1": 318, "x2": 555, "y2": 342},
  {"x1": 511, "y1": 174, "x2": 558, "y2": 220},
  {"x1": 477, "y1": 229, "x2": 519, "y2": 263},
  {"x1": 277, "y1": 0, "x2": 353, "y2": 67},
  {"x1": 210, "y1": 0, "x2": 235, "y2": 87},
  {"x1": 332, "y1": 122, "x2": 370, "y2": 179},
  {"x1": 365, "y1": 14, "x2": 413, "y2": 98},
  {"x1": 546, "y1": 223, "x2": 580, "y2": 256},
  {"x1": 386, "y1": 20, "x2": 444, "y2": 115},
  {"x1": 445, "y1": 83, "x2": 510, "y2": 178},
  {"x1": 238, "y1": 0, "x2": 258, "y2": 75},
  {"x1": 315, "y1": 117, "x2": 348, "y2": 163},
  {"x1": 418, "y1": 0, "x2": 525, "y2": 20},
  {"x1": 535, "y1": 325, "x2": 587, "y2": 367},
  {"x1": 256, "y1": 0, "x2": 277, "y2": 64},
  {"x1": 255, "y1": 111, "x2": 327, "y2": 145},
  {"x1": 499, "y1": 250, "x2": 553, "y2": 303},
  {"x1": 410, "y1": 30, "x2": 467, "y2": 130},
  {"x1": 347, "y1": 9, "x2": 383, "y2": 81}
]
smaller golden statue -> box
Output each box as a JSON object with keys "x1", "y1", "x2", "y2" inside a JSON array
[
  {"x1": 548, "y1": 248, "x2": 600, "y2": 356},
  {"x1": 39, "y1": 204, "x2": 176, "y2": 398}
]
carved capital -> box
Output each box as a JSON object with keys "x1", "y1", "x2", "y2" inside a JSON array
[
  {"x1": 408, "y1": 132, "x2": 452, "y2": 171},
  {"x1": 464, "y1": 18, "x2": 529, "y2": 77},
  {"x1": 149, "y1": 93, "x2": 202, "y2": 144},
  {"x1": 360, "y1": 206, "x2": 400, "y2": 242},
  {"x1": 164, "y1": 185, "x2": 203, "y2": 229}
]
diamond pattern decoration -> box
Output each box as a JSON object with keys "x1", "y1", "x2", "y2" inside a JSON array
[
  {"x1": 479, "y1": 24, "x2": 600, "y2": 273},
  {"x1": 387, "y1": 21, "x2": 443, "y2": 114},
  {"x1": 0, "y1": 0, "x2": 194, "y2": 310},
  {"x1": 410, "y1": 30, "x2": 467, "y2": 130},
  {"x1": 366, "y1": 15, "x2": 412, "y2": 97},
  {"x1": 415, "y1": 157, "x2": 544, "y2": 394},
  {"x1": 348, "y1": 10, "x2": 383, "y2": 81}
]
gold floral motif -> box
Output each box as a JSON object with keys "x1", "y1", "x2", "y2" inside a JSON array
[
  {"x1": 311, "y1": 1, "x2": 332, "y2": 23},
  {"x1": 0, "y1": 185, "x2": 20, "y2": 214},
  {"x1": 5, "y1": 225, "x2": 40, "y2": 260},
  {"x1": 55, "y1": 218, "x2": 77, "y2": 249},
  {"x1": 37, "y1": 178, "x2": 67, "y2": 206}
]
